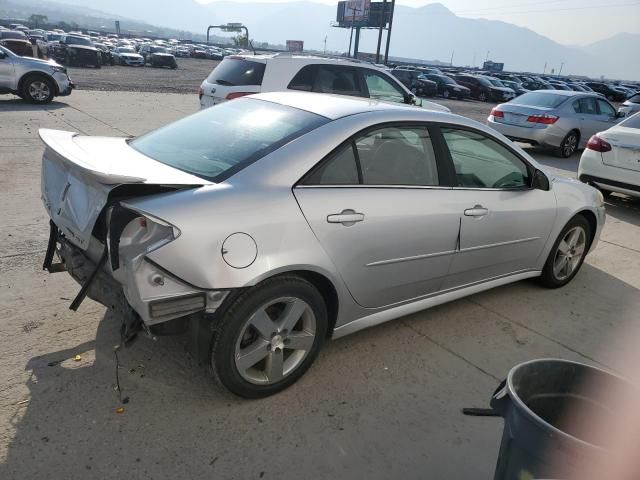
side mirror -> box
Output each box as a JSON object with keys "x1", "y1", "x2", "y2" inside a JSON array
[
  {"x1": 0, "y1": 51, "x2": 6, "y2": 59},
  {"x1": 616, "y1": 111, "x2": 626, "y2": 119},
  {"x1": 532, "y1": 169, "x2": 550, "y2": 191}
]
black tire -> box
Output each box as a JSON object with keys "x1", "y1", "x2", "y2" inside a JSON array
[
  {"x1": 607, "y1": 95, "x2": 614, "y2": 101},
  {"x1": 210, "y1": 275, "x2": 328, "y2": 398},
  {"x1": 538, "y1": 215, "x2": 591, "y2": 288},
  {"x1": 556, "y1": 130, "x2": 579, "y2": 158},
  {"x1": 21, "y1": 75, "x2": 55, "y2": 104},
  {"x1": 442, "y1": 89, "x2": 450, "y2": 99},
  {"x1": 478, "y1": 91, "x2": 487, "y2": 102}
]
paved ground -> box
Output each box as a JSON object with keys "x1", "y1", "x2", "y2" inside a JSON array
[{"x1": 1, "y1": 91, "x2": 639, "y2": 479}]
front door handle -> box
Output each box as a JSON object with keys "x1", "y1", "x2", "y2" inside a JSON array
[
  {"x1": 464, "y1": 205, "x2": 489, "y2": 217},
  {"x1": 327, "y1": 209, "x2": 365, "y2": 226}
]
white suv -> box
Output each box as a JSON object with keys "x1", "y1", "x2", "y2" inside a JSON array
[{"x1": 198, "y1": 54, "x2": 449, "y2": 112}]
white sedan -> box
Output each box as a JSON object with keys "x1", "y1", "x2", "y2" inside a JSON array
[{"x1": 578, "y1": 112, "x2": 640, "y2": 197}]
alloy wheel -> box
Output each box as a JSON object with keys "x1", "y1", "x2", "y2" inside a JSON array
[
  {"x1": 479, "y1": 92, "x2": 487, "y2": 101},
  {"x1": 28, "y1": 81, "x2": 51, "y2": 102},
  {"x1": 563, "y1": 133, "x2": 578, "y2": 157},
  {"x1": 552, "y1": 226, "x2": 586, "y2": 281},
  {"x1": 234, "y1": 297, "x2": 316, "y2": 385}
]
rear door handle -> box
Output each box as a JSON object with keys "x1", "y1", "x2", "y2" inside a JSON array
[
  {"x1": 464, "y1": 205, "x2": 489, "y2": 217},
  {"x1": 327, "y1": 209, "x2": 365, "y2": 226}
]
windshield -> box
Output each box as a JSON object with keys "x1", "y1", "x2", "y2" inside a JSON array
[
  {"x1": 151, "y1": 47, "x2": 168, "y2": 53},
  {"x1": 487, "y1": 78, "x2": 506, "y2": 87},
  {"x1": 130, "y1": 98, "x2": 328, "y2": 182},
  {"x1": 207, "y1": 58, "x2": 266, "y2": 86},
  {"x1": 118, "y1": 47, "x2": 135, "y2": 53},
  {"x1": 476, "y1": 77, "x2": 492, "y2": 87},
  {"x1": 1, "y1": 31, "x2": 26, "y2": 39},
  {"x1": 65, "y1": 36, "x2": 92, "y2": 46},
  {"x1": 511, "y1": 91, "x2": 568, "y2": 108},
  {"x1": 437, "y1": 75, "x2": 456, "y2": 85}
]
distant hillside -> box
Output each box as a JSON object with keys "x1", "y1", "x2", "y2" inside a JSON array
[{"x1": 5, "y1": 0, "x2": 638, "y2": 79}]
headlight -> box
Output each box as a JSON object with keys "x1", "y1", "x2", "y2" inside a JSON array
[
  {"x1": 453, "y1": 87, "x2": 460, "y2": 92},
  {"x1": 51, "y1": 65, "x2": 67, "y2": 74}
]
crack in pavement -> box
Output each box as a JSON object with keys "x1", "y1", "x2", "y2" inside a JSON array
[
  {"x1": 465, "y1": 297, "x2": 607, "y2": 369},
  {"x1": 600, "y1": 239, "x2": 640, "y2": 255},
  {"x1": 400, "y1": 320, "x2": 501, "y2": 381},
  {"x1": 66, "y1": 104, "x2": 132, "y2": 136}
]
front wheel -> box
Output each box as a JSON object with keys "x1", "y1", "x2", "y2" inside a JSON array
[
  {"x1": 478, "y1": 92, "x2": 487, "y2": 102},
  {"x1": 210, "y1": 276, "x2": 328, "y2": 398},
  {"x1": 539, "y1": 215, "x2": 591, "y2": 288},
  {"x1": 22, "y1": 76, "x2": 55, "y2": 104},
  {"x1": 442, "y1": 89, "x2": 450, "y2": 98}
]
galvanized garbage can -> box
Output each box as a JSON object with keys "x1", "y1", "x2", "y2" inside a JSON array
[{"x1": 490, "y1": 358, "x2": 628, "y2": 479}]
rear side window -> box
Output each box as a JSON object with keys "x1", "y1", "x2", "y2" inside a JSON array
[
  {"x1": 289, "y1": 64, "x2": 362, "y2": 97},
  {"x1": 206, "y1": 58, "x2": 266, "y2": 86},
  {"x1": 596, "y1": 99, "x2": 615, "y2": 116}
]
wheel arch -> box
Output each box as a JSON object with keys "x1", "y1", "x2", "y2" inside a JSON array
[
  {"x1": 18, "y1": 71, "x2": 59, "y2": 96},
  {"x1": 575, "y1": 209, "x2": 597, "y2": 249}
]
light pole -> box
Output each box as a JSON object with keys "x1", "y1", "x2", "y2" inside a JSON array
[
  {"x1": 558, "y1": 62, "x2": 565, "y2": 76},
  {"x1": 485, "y1": 50, "x2": 490, "y2": 62},
  {"x1": 323, "y1": 35, "x2": 327, "y2": 54}
]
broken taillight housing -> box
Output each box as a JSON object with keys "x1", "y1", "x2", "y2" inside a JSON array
[{"x1": 117, "y1": 212, "x2": 180, "y2": 265}]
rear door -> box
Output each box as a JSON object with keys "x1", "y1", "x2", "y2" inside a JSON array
[
  {"x1": 594, "y1": 98, "x2": 622, "y2": 132},
  {"x1": 573, "y1": 97, "x2": 602, "y2": 141},
  {"x1": 436, "y1": 126, "x2": 557, "y2": 289},
  {"x1": 294, "y1": 124, "x2": 461, "y2": 308}
]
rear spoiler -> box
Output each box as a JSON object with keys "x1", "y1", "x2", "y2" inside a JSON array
[{"x1": 39, "y1": 129, "x2": 146, "y2": 185}]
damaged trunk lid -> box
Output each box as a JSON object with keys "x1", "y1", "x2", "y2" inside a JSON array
[{"x1": 40, "y1": 129, "x2": 212, "y2": 250}]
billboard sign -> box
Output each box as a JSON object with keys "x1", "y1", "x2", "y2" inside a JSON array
[
  {"x1": 483, "y1": 61, "x2": 504, "y2": 72},
  {"x1": 286, "y1": 40, "x2": 304, "y2": 52},
  {"x1": 343, "y1": 0, "x2": 370, "y2": 22}
]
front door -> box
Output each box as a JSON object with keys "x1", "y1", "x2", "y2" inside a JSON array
[
  {"x1": 294, "y1": 124, "x2": 460, "y2": 308},
  {"x1": 437, "y1": 127, "x2": 557, "y2": 289},
  {"x1": 0, "y1": 50, "x2": 15, "y2": 90}
]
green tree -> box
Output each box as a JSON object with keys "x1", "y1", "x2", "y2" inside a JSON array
[
  {"x1": 28, "y1": 14, "x2": 48, "y2": 28},
  {"x1": 232, "y1": 34, "x2": 249, "y2": 48}
]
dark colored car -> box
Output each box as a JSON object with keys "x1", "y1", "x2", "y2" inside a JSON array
[
  {"x1": 453, "y1": 74, "x2": 512, "y2": 102},
  {"x1": 391, "y1": 69, "x2": 437, "y2": 97},
  {"x1": 52, "y1": 35, "x2": 102, "y2": 68},
  {"x1": 549, "y1": 82, "x2": 572, "y2": 91},
  {"x1": 191, "y1": 48, "x2": 208, "y2": 59},
  {"x1": 499, "y1": 79, "x2": 529, "y2": 96},
  {"x1": 0, "y1": 38, "x2": 33, "y2": 57},
  {"x1": 422, "y1": 73, "x2": 470, "y2": 99},
  {"x1": 92, "y1": 43, "x2": 113, "y2": 66},
  {"x1": 584, "y1": 82, "x2": 626, "y2": 102},
  {"x1": 139, "y1": 45, "x2": 178, "y2": 69}
]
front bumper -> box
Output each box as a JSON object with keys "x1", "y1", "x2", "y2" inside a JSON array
[
  {"x1": 53, "y1": 72, "x2": 74, "y2": 96},
  {"x1": 121, "y1": 57, "x2": 145, "y2": 66}
]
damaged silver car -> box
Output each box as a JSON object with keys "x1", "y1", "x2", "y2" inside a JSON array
[{"x1": 40, "y1": 92, "x2": 605, "y2": 397}]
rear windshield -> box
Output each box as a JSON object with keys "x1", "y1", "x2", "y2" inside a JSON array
[
  {"x1": 629, "y1": 93, "x2": 640, "y2": 104},
  {"x1": 511, "y1": 92, "x2": 567, "y2": 108},
  {"x1": 130, "y1": 98, "x2": 328, "y2": 182},
  {"x1": 206, "y1": 58, "x2": 266, "y2": 86},
  {"x1": 621, "y1": 113, "x2": 640, "y2": 129},
  {"x1": 1, "y1": 31, "x2": 26, "y2": 39}
]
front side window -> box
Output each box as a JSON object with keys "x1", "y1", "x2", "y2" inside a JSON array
[
  {"x1": 131, "y1": 98, "x2": 328, "y2": 182},
  {"x1": 596, "y1": 99, "x2": 615, "y2": 116},
  {"x1": 303, "y1": 126, "x2": 439, "y2": 187},
  {"x1": 442, "y1": 128, "x2": 529, "y2": 189},
  {"x1": 361, "y1": 69, "x2": 405, "y2": 104}
]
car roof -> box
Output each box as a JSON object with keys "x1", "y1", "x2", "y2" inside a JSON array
[
  {"x1": 533, "y1": 89, "x2": 598, "y2": 97},
  {"x1": 249, "y1": 91, "x2": 451, "y2": 121}
]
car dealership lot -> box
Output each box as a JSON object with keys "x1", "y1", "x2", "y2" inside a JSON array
[{"x1": 1, "y1": 91, "x2": 639, "y2": 478}]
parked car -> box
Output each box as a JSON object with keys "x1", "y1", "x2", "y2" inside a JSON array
[
  {"x1": 0, "y1": 45, "x2": 74, "y2": 103},
  {"x1": 0, "y1": 37, "x2": 33, "y2": 57},
  {"x1": 52, "y1": 35, "x2": 102, "y2": 68},
  {"x1": 499, "y1": 79, "x2": 529, "y2": 97},
  {"x1": 487, "y1": 90, "x2": 624, "y2": 157},
  {"x1": 391, "y1": 69, "x2": 437, "y2": 97},
  {"x1": 39, "y1": 91, "x2": 604, "y2": 397},
  {"x1": 421, "y1": 73, "x2": 470, "y2": 99},
  {"x1": 549, "y1": 81, "x2": 572, "y2": 91},
  {"x1": 483, "y1": 76, "x2": 516, "y2": 99},
  {"x1": 191, "y1": 48, "x2": 208, "y2": 59},
  {"x1": 585, "y1": 82, "x2": 627, "y2": 102},
  {"x1": 453, "y1": 74, "x2": 513, "y2": 102},
  {"x1": 618, "y1": 93, "x2": 640, "y2": 117},
  {"x1": 111, "y1": 47, "x2": 144, "y2": 66},
  {"x1": 139, "y1": 45, "x2": 177, "y2": 68},
  {"x1": 92, "y1": 43, "x2": 113, "y2": 66},
  {"x1": 578, "y1": 113, "x2": 640, "y2": 197},
  {"x1": 199, "y1": 54, "x2": 449, "y2": 112}
]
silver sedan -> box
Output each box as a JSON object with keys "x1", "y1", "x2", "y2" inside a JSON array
[
  {"x1": 487, "y1": 90, "x2": 624, "y2": 158},
  {"x1": 40, "y1": 92, "x2": 605, "y2": 397}
]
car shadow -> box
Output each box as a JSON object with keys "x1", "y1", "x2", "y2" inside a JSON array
[
  {"x1": 604, "y1": 193, "x2": 640, "y2": 227},
  {"x1": 1, "y1": 264, "x2": 638, "y2": 478},
  {"x1": 0, "y1": 98, "x2": 68, "y2": 111}
]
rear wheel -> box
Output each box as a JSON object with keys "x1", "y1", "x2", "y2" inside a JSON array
[
  {"x1": 478, "y1": 91, "x2": 487, "y2": 102},
  {"x1": 210, "y1": 276, "x2": 327, "y2": 398},
  {"x1": 539, "y1": 215, "x2": 591, "y2": 288},
  {"x1": 556, "y1": 130, "x2": 579, "y2": 158},
  {"x1": 21, "y1": 75, "x2": 55, "y2": 104},
  {"x1": 442, "y1": 89, "x2": 450, "y2": 98}
]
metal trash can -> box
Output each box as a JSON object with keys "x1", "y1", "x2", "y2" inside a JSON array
[{"x1": 490, "y1": 358, "x2": 627, "y2": 479}]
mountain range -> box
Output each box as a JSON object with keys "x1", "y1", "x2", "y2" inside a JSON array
[{"x1": 4, "y1": 0, "x2": 638, "y2": 79}]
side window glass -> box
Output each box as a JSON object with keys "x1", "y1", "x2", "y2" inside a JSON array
[
  {"x1": 578, "y1": 98, "x2": 598, "y2": 115},
  {"x1": 442, "y1": 128, "x2": 529, "y2": 189},
  {"x1": 356, "y1": 127, "x2": 439, "y2": 186},
  {"x1": 287, "y1": 65, "x2": 315, "y2": 92},
  {"x1": 361, "y1": 69, "x2": 405, "y2": 104},
  {"x1": 597, "y1": 99, "x2": 615, "y2": 116},
  {"x1": 303, "y1": 144, "x2": 359, "y2": 185},
  {"x1": 572, "y1": 100, "x2": 582, "y2": 114},
  {"x1": 312, "y1": 65, "x2": 362, "y2": 96}
]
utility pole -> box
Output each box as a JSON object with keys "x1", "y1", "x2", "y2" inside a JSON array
[
  {"x1": 323, "y1": 35, "x2": 327, "y2": 54},
  {"x1": 375, "y1": 0, "x2": 387, "y2": 64},
  {"x1": 348, "y1": 5, "x2": 359, "y2": 58},
  {"x1": 485, "y1": 50, "x2": 490, "y2": 62},
  {"x1": 543, "y1": 61, "x2": 547, "y2": 74},
  {"x1": 383, "y1": 0, "x2": 395, "y2": 65},
  {"x1": 449, "y1": 50, "x2": 454, "y2": 66},
  {"x1": 558, "y1": 62, "x2": 564, "y2": 76}
]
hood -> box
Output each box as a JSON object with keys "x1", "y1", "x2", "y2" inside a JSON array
[
  {"x1": 19, "y1": 56, "x2": 63, "y2": 69},
  {"x1": 68, "y1": 44, "x2": 98, "y2": 52},
  {"x1": 121, "y1": 53, "x2": 143, "y2": 58},
  {"x1": 151, "y1": 52, "x2": 174, "y2": 58}
]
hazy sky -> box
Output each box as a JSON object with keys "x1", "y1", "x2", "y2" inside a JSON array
[{"x1": 197, "y1": 0, "x2": 640, "y2": 46}]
